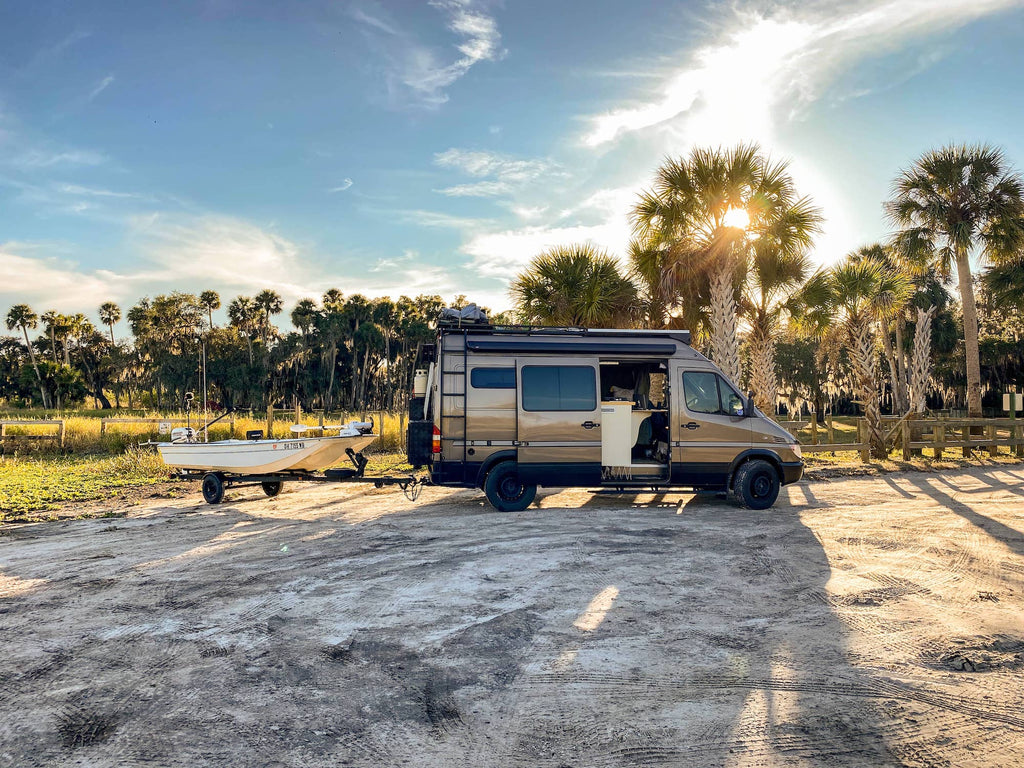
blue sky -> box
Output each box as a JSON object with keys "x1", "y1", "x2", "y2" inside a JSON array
[{"x1": 2, "y1": 0, "x2": 1024, "y2": 331}]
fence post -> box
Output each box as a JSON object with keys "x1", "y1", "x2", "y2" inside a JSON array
[
  {"x1": 58, "y1": 419, "x2": 66, "y2": 448},
  {"x1": 294, "y1": 398, "x2": 302, "y2": 426},
  {"x1": 859, "y1": 419, "x2": 870, "y2": 463},
  {"x1": 826, "y1": 413, "x2": 834, "y2": 445},
  {"x1": 934, "y1": 423, "x2": 945, "y2": 459},
  {"x1": 810, "y1": 412, "x2": 818, "y2": 445},
  {"x1": 229, "y1": 411, "x2": 235, "y2": 438},
  {"x1": 901, "y1": 419, "x2": 911, "y2": 461},
  {"x1": 987, "y1": 423, "x2": 998, "y2": 457},
  {"x1": 266, "y1": 405, "x2": 274, "y2": 440},
  {"x1": 100, "y1": 418, "x2": 107, "y2": 436},
  {"x1": 318, "y1": 410, "x2": 324, "y2": 428}
]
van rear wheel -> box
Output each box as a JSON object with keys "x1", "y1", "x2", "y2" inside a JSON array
[
  {"x1": 484, "y1": 461, "x2": 537, "y2": 512},
  {"x1": 731, "y1": 459, "x2": 780, "y2": 510}
]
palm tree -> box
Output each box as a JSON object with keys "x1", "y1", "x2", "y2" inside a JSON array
[
  {"x1": 227, "y1": 296, "x2": 258, "y2": 364},
  {"x1": 98, "y1": 302, "x2": 121, "y2": 345},
  {"x1": 632, "y1": 144, "x2": 821, "y2": 384},
  {"x1": 199, "y1": 290, "x2": 221, "y2": 330},
  {"x1": 849, "y1": 245, "x2": 919, "y2": 413},
  {"x1": 510, "y1": 244, "x2": 638, "y2": 327},
  {"x1": 887, "y1": 143, "x2": 1024, "y2": 416},
  {"x1": 291, "y1": 298, "x2": 318, "y2": 340},
  {"x1": 41, "y1": 310, "x2": 60, "y2": 362},
  {"x1": 254, "y1": 289, "x2": 284, "y2": 347},
  {"x1": 5, "y1": 304, "x2": 49, "y2": 408},
  {"x1": 826, "y1": 257, "x2": 912, "y2": 458},
  {"x1": 741, "y1": 244, "x2": 811, "y2": 414}
]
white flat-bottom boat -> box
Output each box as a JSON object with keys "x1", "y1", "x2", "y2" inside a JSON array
[{"x1": 157, "y1": 422, "x2": 377, "y2": 473}]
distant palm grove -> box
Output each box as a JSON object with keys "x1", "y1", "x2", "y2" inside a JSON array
[{"x1": 4, "y1": 143, "x2": 1024, "y2": 441}]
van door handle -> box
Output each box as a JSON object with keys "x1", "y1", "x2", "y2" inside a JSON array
[
  {"x1": 682, "y1": 422, "x2": 701, "y2": 430},
  {"x1": 581, "y1": 421, "x2": 600, "y2": 429}
]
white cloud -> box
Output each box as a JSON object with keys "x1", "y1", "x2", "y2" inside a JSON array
[
  {"x1": 433, "y1": 148, "x2": 559, "y2": 197},
  {"x1": 14, "y1": 148, "x2": 107, "y2": 168},
  {"x1": 57, "y1": 183, "x2": 138, "y2": 199},
  {"x1": 88, "y1": 75, "x2": 114, "y2": 102},
  {"x1": 583, "y1": 0, "x2": 1022, "y2": 148},
  {"x1": 328, "y1": 178, "x2": 354, "y2": 193},
  {"x1": 351, "y1": 0, "x2": 504, "y2": 108}
]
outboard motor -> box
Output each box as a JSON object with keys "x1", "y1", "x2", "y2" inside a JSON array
[{"x1": 170, "y1": 427, "x2": 196, "y2": 443}]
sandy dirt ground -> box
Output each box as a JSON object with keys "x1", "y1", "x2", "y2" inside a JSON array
[{"x1": 2, "y1": 466, "x2": 1024, "y2": 767}]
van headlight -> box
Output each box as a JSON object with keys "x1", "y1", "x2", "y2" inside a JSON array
[{"x1": 790, "y1": 443, "x2": 803, "y2": 458}]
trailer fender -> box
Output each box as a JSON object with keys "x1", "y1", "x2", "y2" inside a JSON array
[{"x1": 475, "y1": 450, "x2": 518, "y2": 488}]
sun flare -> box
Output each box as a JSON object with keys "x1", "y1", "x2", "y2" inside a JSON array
[{"x1": 723, "y1": 207, "x2": 750, "y2": 230}]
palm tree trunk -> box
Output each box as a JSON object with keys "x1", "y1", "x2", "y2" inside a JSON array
[
  {"x1": 955, "y1": 248, "x2": 983, "y2": 417},
  {"x1": 894, "y1": 319, "x2": 909, "y2": 411},
  {"x1": 910, "y1": 306, "x2": 935, "y2": 414},
  {"x1": 748, "y1": 331, "x2": 777, "y2": 415},
  {"x1": 21, "y1": 326, "x2": 50, "y2": 408},
  {"x1": 709, "y1": 258, "x2": 741, "y2": 385},
  {"x1": 108, "y1": 324, "x2": 115, "y2": 346},
  {"x1": 850, "y1": 319, "x2": 886, "y2": 459},
  {"x1": 879, "y1": 317, "x2": 902, "y2": 414}
]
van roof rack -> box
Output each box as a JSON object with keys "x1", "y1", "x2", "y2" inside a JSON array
[{"x1": 437, "y1": 323, "x2": 691, "y2": 346}]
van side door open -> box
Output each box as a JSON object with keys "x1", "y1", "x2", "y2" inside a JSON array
[
  {"x1": 671, "y1": 366, "x2": 752, "y2": 488},
  {"x1": 516, "y1": 358, "x2": 602, "y2": 486}
]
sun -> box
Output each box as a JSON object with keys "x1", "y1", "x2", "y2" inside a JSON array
[{"x1": 722, "y1": 207, "x2": 750, "y2": 230}]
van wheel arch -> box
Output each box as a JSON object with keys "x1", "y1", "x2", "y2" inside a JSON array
[
  {"x1": 475, "y1": 450, "x2": 518, "y2": 489},
  {"x1": 728, "y1": 449, "x2": 784, "y2": 488}
]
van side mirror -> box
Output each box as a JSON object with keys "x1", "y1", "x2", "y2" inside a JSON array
[{"x1": 745, "y1": 391, "x2": 756, "y2": 417}]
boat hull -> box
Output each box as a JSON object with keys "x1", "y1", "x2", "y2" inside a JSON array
[{"x1": 157, "y1": 434, "x2": 377, "y2": 473}]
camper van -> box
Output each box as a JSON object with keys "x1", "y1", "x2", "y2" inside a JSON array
[{"x1": 406, "y1": 319, "x2": 802, "y2": 512}]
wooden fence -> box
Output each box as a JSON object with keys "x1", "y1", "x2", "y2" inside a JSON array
[
  {"x1": 777, "y1": 413, "x2": 1024, "y2": 462},
  {"x1": 0, "y1": 419, "x2": 66, "y2": 450}
]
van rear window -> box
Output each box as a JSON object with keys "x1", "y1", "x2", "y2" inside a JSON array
[
  {"x1": 471, "y1": 367, "x2": 516, "y2": 389},
  {"x1": 522, "y1": 366, "x2": 596, "y2": 411}
]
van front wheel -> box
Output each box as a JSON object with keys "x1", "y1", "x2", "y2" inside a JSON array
[
  {"x1": 484, "y1": 462, "x2": 537, "y2": 512},
  {"x1": 731, "y1": 459, "x2": 780, "y2": 510}
]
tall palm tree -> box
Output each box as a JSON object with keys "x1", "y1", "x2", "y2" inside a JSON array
[
  {"x1": 227, "y1": 296, "x2": 258, "y2": 365},
  {"x1": 291, "y1": 298, "x2": 318, "y2": 339},
  {"x1": 199, "y1": 290, "x2": 221, "y2": 330},
  {"x1": 40, "y1": 310, "x2": 60, "y2": 362},
  {"x1": 254, "y1": 289, "x2": 284, "y2": 347},
  {"x1": 510, "y1": 243, "x2": 638, "y2": 327},
  {"x1": 826, "y1": 257, "x2": 912, "y2": 458},
  {"x1": 887, "y1": 143, "x2": 1024, "y2": 416},
  {"x1": 98, "y1": 302, "x2": 121, "y2": 345},
  {"x1": 741, "y1": 244, "x2": 811, "y2": 414},
  {"x1": 632, "y1": 144, "x2": 821, "y2": 384},
  {"x1": 5, "y1": 304, "x2": 49, "y2": 408}
]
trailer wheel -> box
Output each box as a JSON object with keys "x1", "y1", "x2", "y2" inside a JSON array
[
  {"x1": 730, "y1": 459, "x2": 780, "y2": 510},
  {"x1": 484, "y1": 461, "x2": 537, "y2": 512},
  {"x1": 261, "y1": 481, "x2": 283, "y2": 498},
  {"x1": 202, "y1": 473, "x2": 225, "y2": 504}
]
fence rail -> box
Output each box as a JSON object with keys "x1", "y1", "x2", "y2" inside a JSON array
[
  {"x1": 778, "y1": 413, "x2": 1024, "y2": 462},
  {"x1": 0, "y1": 419, "x2": 66, "y2": 448}
]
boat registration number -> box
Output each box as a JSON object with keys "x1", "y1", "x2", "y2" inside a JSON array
[{"x1": 273, "y1": 442, "x2": 304, "y2": 450}]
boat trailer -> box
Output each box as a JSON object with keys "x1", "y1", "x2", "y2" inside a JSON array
[{"x1": 174, "y1": 448, "x2": 426, "y2": 505}]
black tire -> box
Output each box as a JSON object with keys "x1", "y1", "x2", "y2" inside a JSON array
[
  {"x1": 202, "y1": 473, "x2": 225, "y2": 504},
  {"x1": 731, "y1": 459, "x2": 780, "y2": 510},
  {"x1": 261, "y1": 481, "x2": 283, "y2": 497},
  {"x1": 484, "y1": 461, "x2": 537, "y2": 512}
]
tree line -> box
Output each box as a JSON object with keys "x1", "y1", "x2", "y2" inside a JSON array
[{"x1": 2, "y1": 291, "x2": 505, "y2": 414}]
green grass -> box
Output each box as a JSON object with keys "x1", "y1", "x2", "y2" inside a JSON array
[{"x1": 0, "y1": 449, "x2": 170, "y2": 521}]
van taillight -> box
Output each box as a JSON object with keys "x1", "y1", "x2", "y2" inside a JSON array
[{"x1": 432, "y1": 424, "x2": 441, "y2": 454}]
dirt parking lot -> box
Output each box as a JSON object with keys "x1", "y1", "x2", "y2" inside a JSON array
[{"x1": 2, "y1": 466, "x2": 1024, "y2": 767}]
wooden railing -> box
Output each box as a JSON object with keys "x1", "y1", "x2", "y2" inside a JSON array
[
  {"x1": 0, "y1": 419, "x2": 66, "y2": 449},
  {"x1": 776, "y1": 414, "x2": 1024, "y2": 462}
]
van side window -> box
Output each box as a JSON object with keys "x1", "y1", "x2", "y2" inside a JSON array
[
  {"x1": 718, "y1": 377, "x2": 745, "y2": 416},
  {"x1": 471, "y1": 367, "x2": 516, "y2": 389},
  {"x1": 683, "y1": 371, "x2": 721, "y2": 414},
  {"x1": 522, "y1": 366, "x2": 596, "y2": 411}
]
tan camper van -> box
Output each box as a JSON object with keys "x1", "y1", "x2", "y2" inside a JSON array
[{"x1": 406, "y1": 319, "x2": 802, "y2": 512}]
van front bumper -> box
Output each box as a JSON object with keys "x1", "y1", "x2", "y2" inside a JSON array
[{"x1": 781, "y1": 461, "x2": 803, "y2": 485}]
